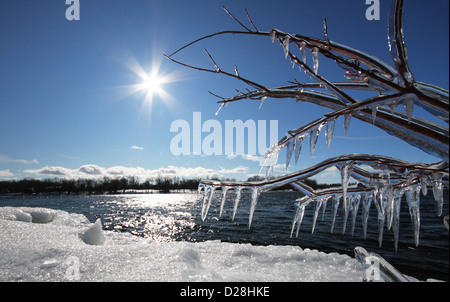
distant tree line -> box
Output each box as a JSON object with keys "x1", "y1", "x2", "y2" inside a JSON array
[
  {"x1": 0, "y1": 176, "x2": 201, "y2": 195},
  {"x1": 0, "y1": 175, "x2": 336, "y2": 195}
]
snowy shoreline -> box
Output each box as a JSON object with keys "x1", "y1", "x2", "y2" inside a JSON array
[{"x1": 0, "y1": 206, "x2": 430, "y2": 282}]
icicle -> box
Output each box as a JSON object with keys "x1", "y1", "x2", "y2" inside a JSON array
[
  {"x1": 309, "y1": 124, "x2": 322, "y2": 156},
  {"x1": 374, "y1": 185, "x2": 387, "y2": 247},
  {"x1": 371, "y1": 106, "x2": 378, "y2": 124},
  {"x1": 270, "y1": 29, "x2": 276, "y2": 43},
  {"x1": 215, "y1": 103, "x2": 225, "y2": 116},
  {"x1": 405, "y1": 184, "x2": 421, "y2": 247},
  {"x1": 285, "y1": 139, "x2": 295, "y2": 169},
  {"x1": 234, "y1": 64, "x2": 239, "y2": 77},
  {"x1": 311, "y1": 47, "x2": 319, "y2": 74},
  {"x1": 403, "y1": 98, "x2": 414, "y2": 123},
  {"x1": 197, "y1": 184, "x2": 205, "y2": 198},
  {"x1": 321, "y1": 195, "x2": 331, "y2": 221},
  {"x1": 232, "y1": 187, "x2": 242, "y2": 221},
  {"x1": 325, "y1": 119, "x2": 335, "y2": 149},
  {"x1": 294, "y1": 134, "x2": 306, "y2": 165},
  {"x1": 420, "y1": 175, "x2": 428, "y2": 196},
  {"x1": 201, "y1": 186, "x2": 215, "y2": 221},
  {"x1": 259, "y1": 96, "x2": 266, "y2": 110},
  {"x1": 291, "y1": 197, "x2": 312, "y2": 237},
  {"x1": 344, "y1": 114, "x2": 351, "y2": 136},
  {"x1": 392, "y1": 189, "x2": 404, "y2": 252},
  {"x1": 311, "y1": 197, "x2": 323, "y2": 234},
  {"x1": 219, "y1": 186, "x2": 230, "y2": 217},
  {"x1": 330, "y1": 194, "x2": 340, "y2": 234},
  {"x1": 248, "y1": 187, "x2": 261, "y2": 228},
  {"x1": 385, "y1": 186, "x2": 395, "y2": 231},
  {"x1": 259, "y1": 144, "x2": 281, "y2": 176},
  {"x1": 362, "y1": 192, "x2": 373, "y2": 239},
  {"x1": 297, "y1": 41, "x2": 307, "y2": 63},
  {"x1": 340, "y1": 162, "x2": 353, "y2": 234},
  {"x1": 283, "y1": 35, "x2": 290, "y2": 59},
  {"x1": 291, "y1": 58, "x2": 296, "y2": 69},
  {"x1": 431, "y1": 172, "x2": 444, "y2": 216},
  {"x1": 389, "y1": 102, "x2": 397, "y2": 114},
  {"x1": 350, "y1": 194, "x2": 361, "y2": 236}
]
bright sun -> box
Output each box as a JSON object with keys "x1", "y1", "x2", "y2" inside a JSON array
[{"x1": 141, "y1": 73, "x2": 163, "y2": 95}]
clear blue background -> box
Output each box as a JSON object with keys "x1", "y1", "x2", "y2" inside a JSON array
[{"x1": 0, "y1": 0, "x2": 448, "y2": 183}]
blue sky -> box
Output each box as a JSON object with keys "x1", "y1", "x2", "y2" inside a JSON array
[{"x1": 0, "y1": 0, "x2": 448, "y2": 183}]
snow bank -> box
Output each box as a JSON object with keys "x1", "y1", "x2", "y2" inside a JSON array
[{"x1": 0, "y1": 206, "x2": 365, "y2": 282}]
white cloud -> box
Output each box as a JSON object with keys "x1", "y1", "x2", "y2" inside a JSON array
[
  {"x1": 0, "y1": 154, "x2": 39, "y2": 165},
  {"x1": 241, "y1": 154, "x2": 262, "y2": 162},
  {"x1": 131, "y1": 145, "x2": 144, "y2": 150},
  {"x1": 24, "y1": 166, "x2": 74, "y2": 176},
  {"x1": 0, "y1": 170, "x2": 14, "y2": 178},
  {"x1": 78, "y1": 164, "x2": 105, "y2": 175},
  {"x1": 227, "y1": 153, "x2": 263, "y2": 163},
  {"x1": 23, "y1": 164, "x2": 249, "y2": 180}
]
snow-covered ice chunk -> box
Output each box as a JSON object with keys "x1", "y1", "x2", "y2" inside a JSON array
[{"x1": 80, "y1": 218, "x2": 106, "y2": 246}]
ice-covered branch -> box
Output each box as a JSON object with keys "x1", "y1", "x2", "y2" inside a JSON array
[{"x1": 166, "y1": 0, "x2": 449, "y2": 250}]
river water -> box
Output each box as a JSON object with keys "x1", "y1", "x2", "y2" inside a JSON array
[{"x1": 0, "y1": 190, "x2": 448, "y2": 281}]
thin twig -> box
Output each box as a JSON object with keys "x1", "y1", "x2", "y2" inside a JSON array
[
  {"x1": 223, "y1": 6, "x2": 253, "y2": 32},
  {"x1": 245, "y1": 8, "x2": 258, "y2": 32},
  {"x1": 204, "y1": 48, "x2": 220, "y2": 72}
]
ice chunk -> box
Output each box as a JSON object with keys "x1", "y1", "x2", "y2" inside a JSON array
[
  {"x1": 15, "y1": 210, "x2": 32, "y2": 223},
  {"x1": 28, "y1": 209, "x2": 55, "y2": 223},
  {"x1": 81, "y1": 218, "x2": 106, "y2": 246}
]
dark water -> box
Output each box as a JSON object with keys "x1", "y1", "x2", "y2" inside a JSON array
[{"x1": 0, "y1": 190, "x2": 448, "y2": 281}]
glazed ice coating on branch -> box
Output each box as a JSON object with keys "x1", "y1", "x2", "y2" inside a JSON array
[{"x1": 166, "y1": 0, "x2": 449, "y2": 250}]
